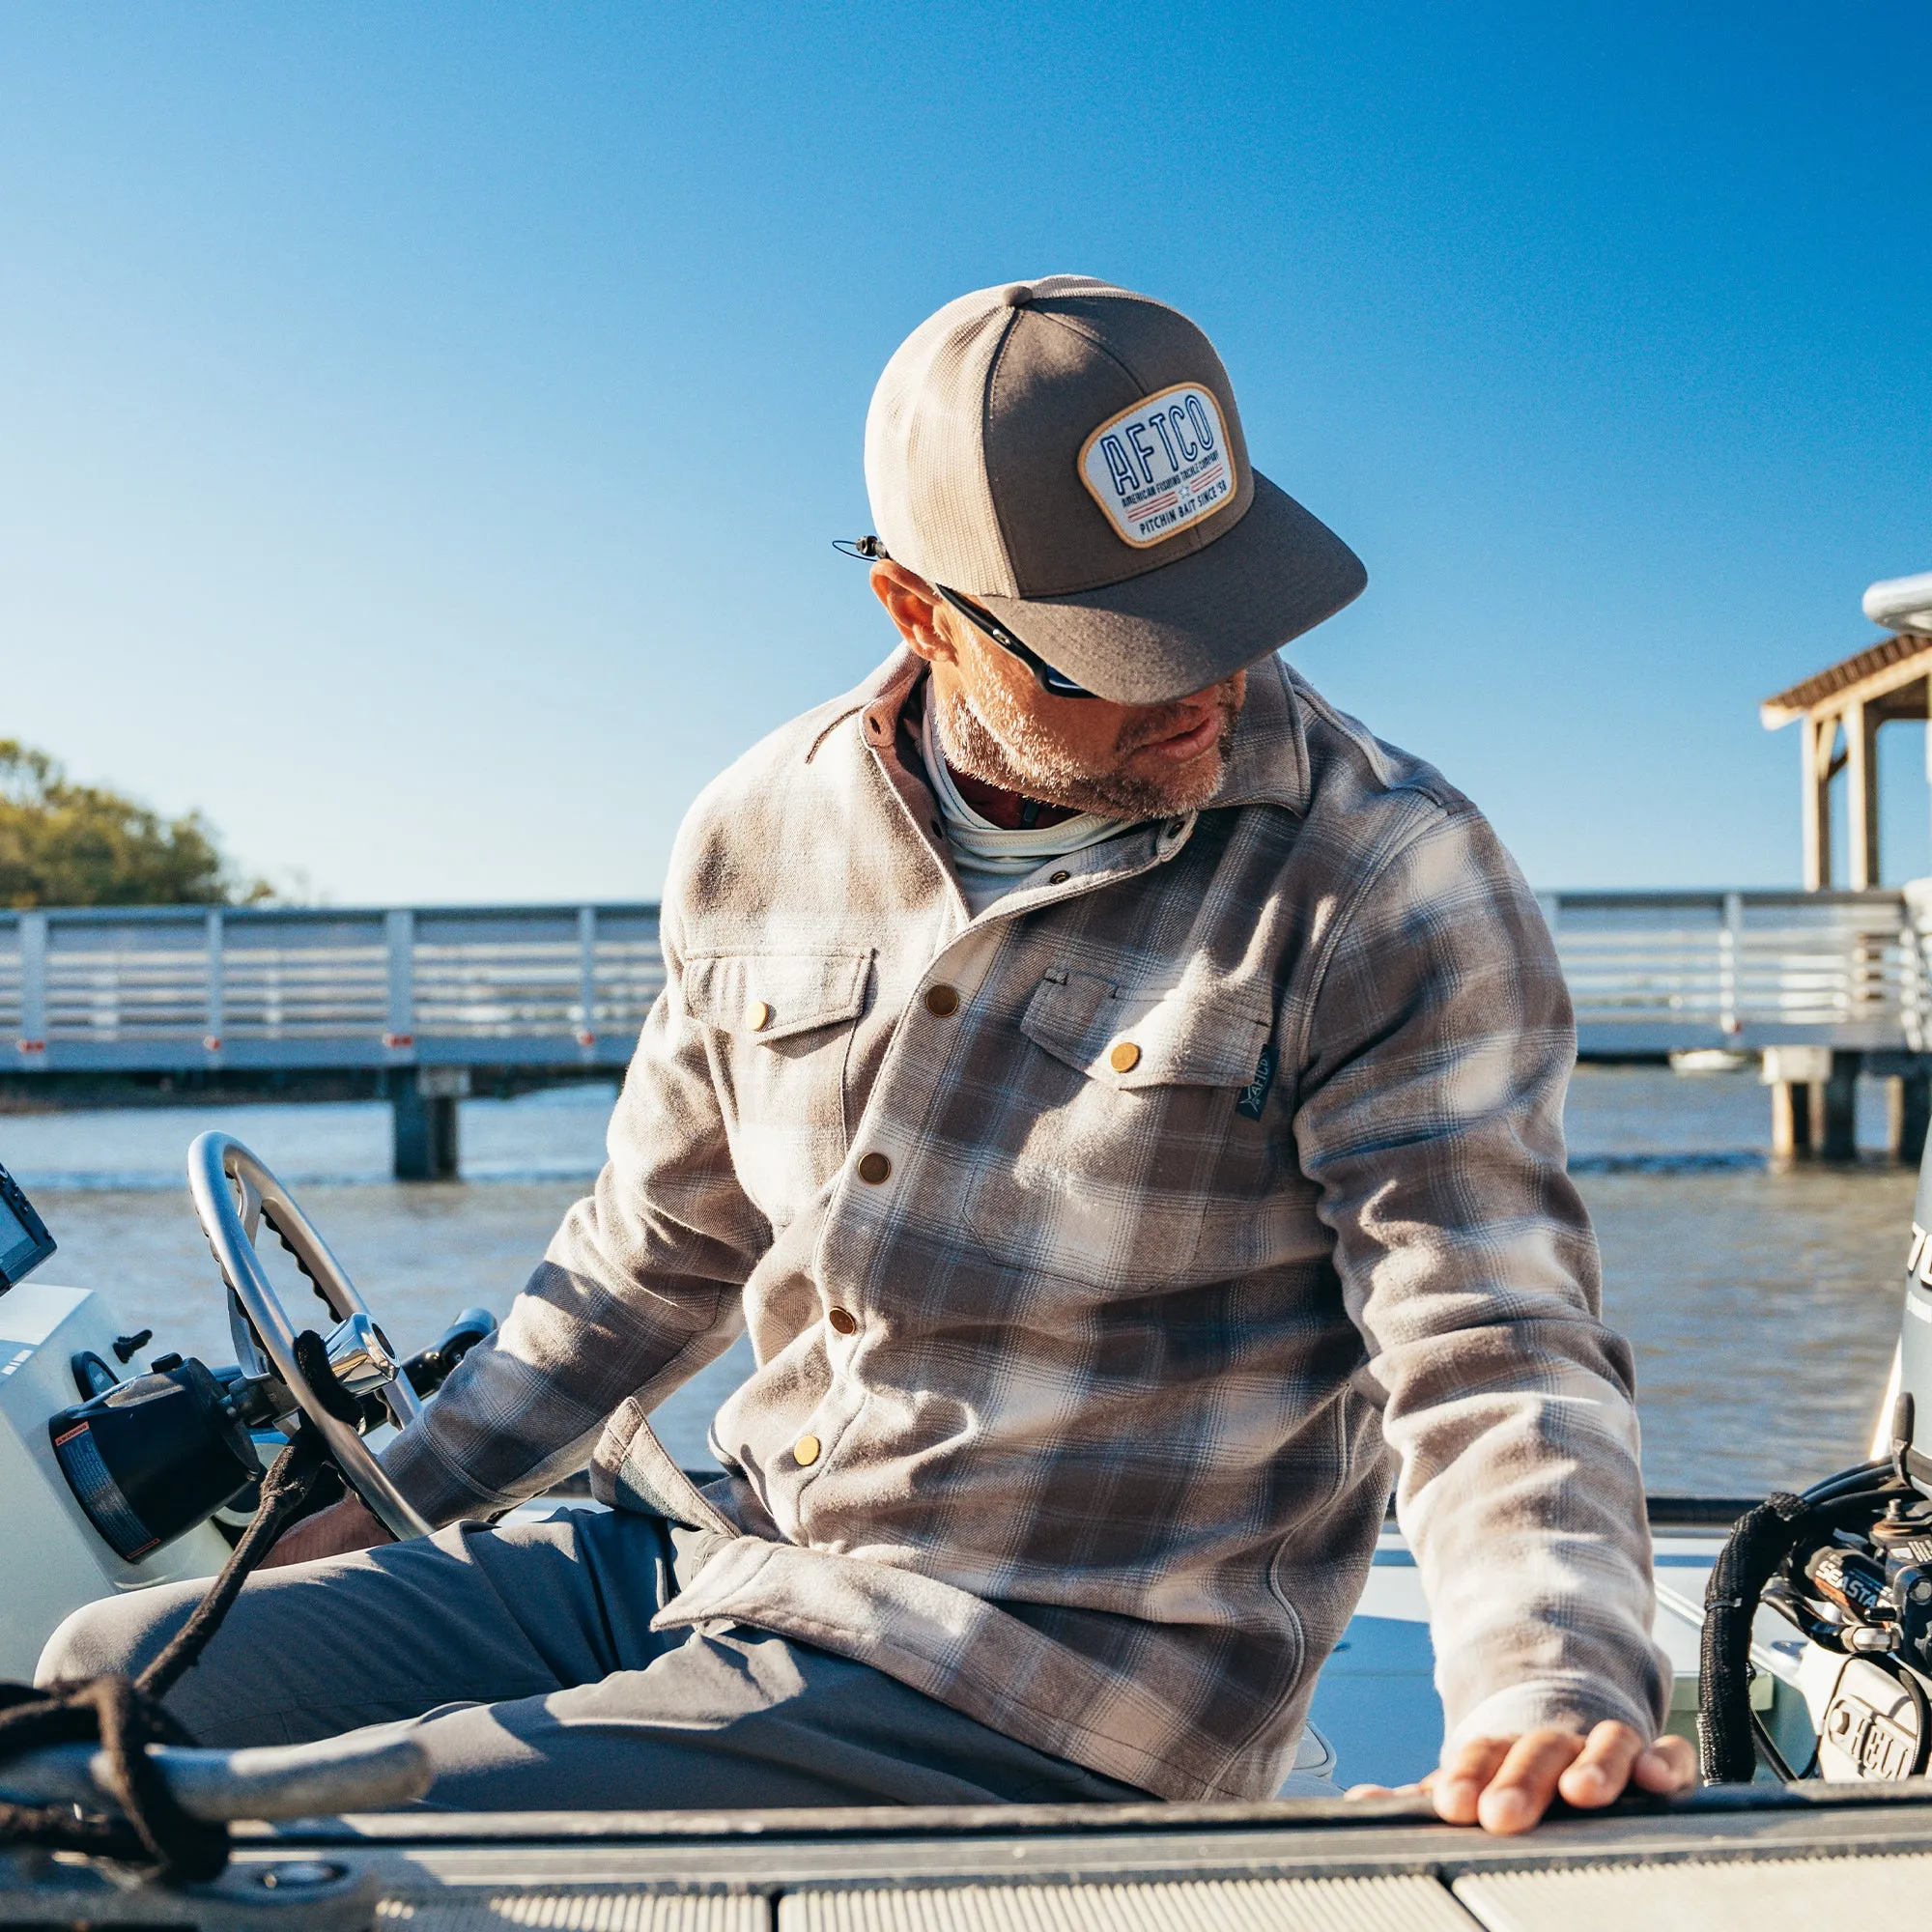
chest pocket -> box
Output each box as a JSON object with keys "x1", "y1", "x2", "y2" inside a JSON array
[
  {"x1": 682, "y1": 952, "x2": 871, "y2": 1224},
  {"x1": 963, "y1": 969, "x2": 1293, "y2": 1296}
]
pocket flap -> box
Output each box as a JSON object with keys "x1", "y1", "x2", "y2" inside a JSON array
[
  {"x1": 1021, "y1": 970, "x2": 1273, "y2": 1090},
  {"x1": 682, "y1": 952, "x2": 870, "y2": 1041}
]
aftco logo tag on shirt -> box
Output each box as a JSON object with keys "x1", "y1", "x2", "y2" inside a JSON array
[
  {"x1": 1078, "y1": 384, "x2": 1235, "y2": 549},
  {"x1": 1236, "y1": 1042, "x2": 1278, "y2": 1121}
]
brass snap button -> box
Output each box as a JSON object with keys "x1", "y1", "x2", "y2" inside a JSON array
[
  {"x1": 1109, "y1": 1040, "x2": 1142, "y2": 1073},
  {"x1": 794, "y1": 1434, "x2": 822, "y2": 1466},
  {"x1": 744, "y1": 999, "x2": 772, "y2": 1032},
  {"x1": 828, "y1": 1307, "x2": 858, "y2": 1335},
  {"x1": 857, "y1": 1151, "x2": 892, "y2": 1184},
  {"x1": 1048, "y1": 869, "x2": 1070, "y2": 885},
  {"x1": 923, "y1": 983, "x2": 960, "y2": 1016}
]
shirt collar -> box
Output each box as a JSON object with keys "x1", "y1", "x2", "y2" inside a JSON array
[
  {"x1": 1211, "y1": 652, "x2": 1311, "y2": 816},
  {"x1": 812, "y1": 645, "x2": 1311, "y2": 818},
  {"x1": 803, "y1": 651, "x2": 923, "y2": 764}
]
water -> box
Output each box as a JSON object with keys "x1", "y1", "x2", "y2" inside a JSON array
[
  {"x1": 0, "y1": 1088, "x2": 760, "y2": 1470},
  {"x1": 1569, "y1": 1064, "x2": 1911, "y2": 1495},
  {"x1": 0, "y1": 1067, "x2": 1914, "y2": 1494}
]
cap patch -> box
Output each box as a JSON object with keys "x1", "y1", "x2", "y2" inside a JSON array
[{"x1": 1077, "y1": 384, "x2": 1235, "y2": 549}]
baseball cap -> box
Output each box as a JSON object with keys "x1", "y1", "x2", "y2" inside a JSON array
[{"x1": 863, "y1": 275, "x2": 1366, "y2": 706}]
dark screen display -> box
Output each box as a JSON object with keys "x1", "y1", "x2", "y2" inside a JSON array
[{"x1": 0, "y1": 1165, "x2": 56, "y2": 1292}]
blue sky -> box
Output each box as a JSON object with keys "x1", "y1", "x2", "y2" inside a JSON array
[{"x1": 2, "y1": 3, "x2": 1926, "y2": 902}]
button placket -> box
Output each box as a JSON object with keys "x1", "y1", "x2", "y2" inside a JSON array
[
  {"x1": 980, "y1": 824, "x2": 1171, "y2": 920},
  {"x1": 820, "y1": 923, "x2": 1005, "y2": 1345}
]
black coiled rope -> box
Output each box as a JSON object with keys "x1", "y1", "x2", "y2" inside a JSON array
[{"x1": 0, "y1": 1365, "x2": 344, "y2": 1882}]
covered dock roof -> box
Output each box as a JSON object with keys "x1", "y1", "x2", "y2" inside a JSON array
[{"x1": 1761, "y1": 581, "x2": 1932, "y2": 889}]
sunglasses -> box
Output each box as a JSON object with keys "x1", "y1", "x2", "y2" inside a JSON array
[{"x1": 837, "y1": 536, "x2": 1096, "y2": 701}]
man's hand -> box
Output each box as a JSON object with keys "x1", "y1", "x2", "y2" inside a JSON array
[
  {"x1": 257, "y1": 1492, "x2": 396, "y2": 1570},
  {"x1": 1349, "y1": 1720, "x2": 1695, "y2": 1833}
]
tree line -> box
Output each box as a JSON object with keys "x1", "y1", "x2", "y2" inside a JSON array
[{"x1": 0, "y1": 741, "x2": 269, "y2": 907}]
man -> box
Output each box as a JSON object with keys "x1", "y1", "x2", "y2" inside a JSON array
[{"x1": 45, "y1": 275, "x2": 1692, "y2": 1832}]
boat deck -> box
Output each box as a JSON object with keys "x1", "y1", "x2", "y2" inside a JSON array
[{"x1": 21, "y1": 1783, "x2": 1919, "y2": 1928}]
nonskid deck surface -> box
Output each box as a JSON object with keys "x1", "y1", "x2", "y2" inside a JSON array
[{"x1": 12, "y1": 1784, "x2": 1919, "y2": 1929}]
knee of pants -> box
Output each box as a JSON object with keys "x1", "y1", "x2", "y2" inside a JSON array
[{"x1": 36, "y1": 1583, "x2": 196, "y2": 1687}]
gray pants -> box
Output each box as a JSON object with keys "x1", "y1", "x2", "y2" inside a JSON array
[{"x1": 37, "y1": 1504, "x2": 1147, "y2": 1812}]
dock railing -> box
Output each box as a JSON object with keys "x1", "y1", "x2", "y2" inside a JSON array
[
  {"x1": 2, "y1": 894, "x2": 1930, "y2": 1072},
  {"x1": 0, "y1": 903, "x2": 666, "y2": 1073},
  {"x1": 1545, "y1": 889, "x2": 1930, "y2": 1057},
  {"x1": 3, "y1": 893, "x2": 1930, "y2": 1171}
]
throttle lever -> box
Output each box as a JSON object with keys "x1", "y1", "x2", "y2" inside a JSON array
[{"x1": 402, "y1": 1306, "x2": 497, "y2": 1398}]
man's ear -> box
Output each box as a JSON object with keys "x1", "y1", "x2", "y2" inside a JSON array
[{"x1": 869, "y1": 562, "x2": 956, "y2": 667}]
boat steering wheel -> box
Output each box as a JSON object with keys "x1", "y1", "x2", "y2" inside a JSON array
[{"x1": 188, "y1": 1130, "x2": 433, "y2": 1543}]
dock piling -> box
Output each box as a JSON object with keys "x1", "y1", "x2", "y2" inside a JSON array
[
  {"x1": 1765, "y1": 1045, "x2": 1832, "y2": 1158},
  {"x1": 1822, "y1": 1052, "x2": 1861, "y2": 1160},
  {"x1": 1771, "y1": 1079, "x2": 1813, "y2": 1155},
  {"x1": 1894, "y1": 1068, "x2": 1932, "y2": 1166},
  {"x1": 392, "y1": 1067, "x2": 469, "y2": 1181}
]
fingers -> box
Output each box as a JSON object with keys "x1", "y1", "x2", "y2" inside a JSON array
[
  {"x1": 1434, "y1": 1731, "x2": 1590, "y2": 1833},
  {"x1": 1481, "y1": 1732, "x2": 1592, "y2": 1833},
  {"x1": 1632, "y1": 1731, "x2": 1697, "y2": 1794},
  {"x1": 1552, "y1": 1724, "x2": 1695, "y2": 1808},
  {"x1": 1554, "y1": 1720, "x2": 1645, "y2": 1810},
  {"x1": 1430, "y1": 1737, "x2": 1514, "y2": 1825},
  {"x1": 1434, "y1": 1724, "x2": 1699, "y2": 1835}
]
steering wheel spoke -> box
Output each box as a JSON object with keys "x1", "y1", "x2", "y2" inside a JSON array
[{"x1": 188, "y1": 1131, "x2": 433, "y2": 1543}]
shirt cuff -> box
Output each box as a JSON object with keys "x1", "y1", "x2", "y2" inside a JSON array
[
  {"x1": 379, "y1": 1417, "x2": 505, "y2": 1528},
  {"x1": 1444, "y1": 1668, "x2": 1668, "y2": 1755}
]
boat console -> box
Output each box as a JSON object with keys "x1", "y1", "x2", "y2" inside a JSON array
[
  {"x1": 0, "y1": 1165, "x2": 240, "y2": 1680},
  {"x1": 0, "y1": 1133, "x2": 495, "y2": 1682}
]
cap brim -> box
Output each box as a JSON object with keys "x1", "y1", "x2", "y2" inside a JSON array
[{"x1": 974, "y1": 473, "x2": 1366, "y2": 705}]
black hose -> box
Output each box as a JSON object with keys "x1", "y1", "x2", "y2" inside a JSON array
[
  {"x1": 1804, "y1": 1487, "x2": 1911, "y2": 1520},
  {"x1": 1698, "y1": 1490, "x2": 1813, "y2": 1783},
  {"x1": 1895, "y1": 1656, "x2": 1932, "y2": 1776},
  {"x1": 1804, "y1": 1460, "x2": 1891, "y2": 1503}
]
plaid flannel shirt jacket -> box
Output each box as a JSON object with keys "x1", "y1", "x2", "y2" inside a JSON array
[{"x1": 384, "y1": 647, "x2": 1670, "y2": 1803}]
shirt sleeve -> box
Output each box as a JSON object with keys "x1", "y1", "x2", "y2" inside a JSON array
[
  {"x1": 1291, "y1": 797, "x2": 1672, "y2": 1750},
  {"x1": 381, "y1": 890, "x2": 768, "y2": 1527}
]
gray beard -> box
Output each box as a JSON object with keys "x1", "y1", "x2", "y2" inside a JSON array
[{"x1": 929, "y1": 679, "x2": 1235, "y2": 821}]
